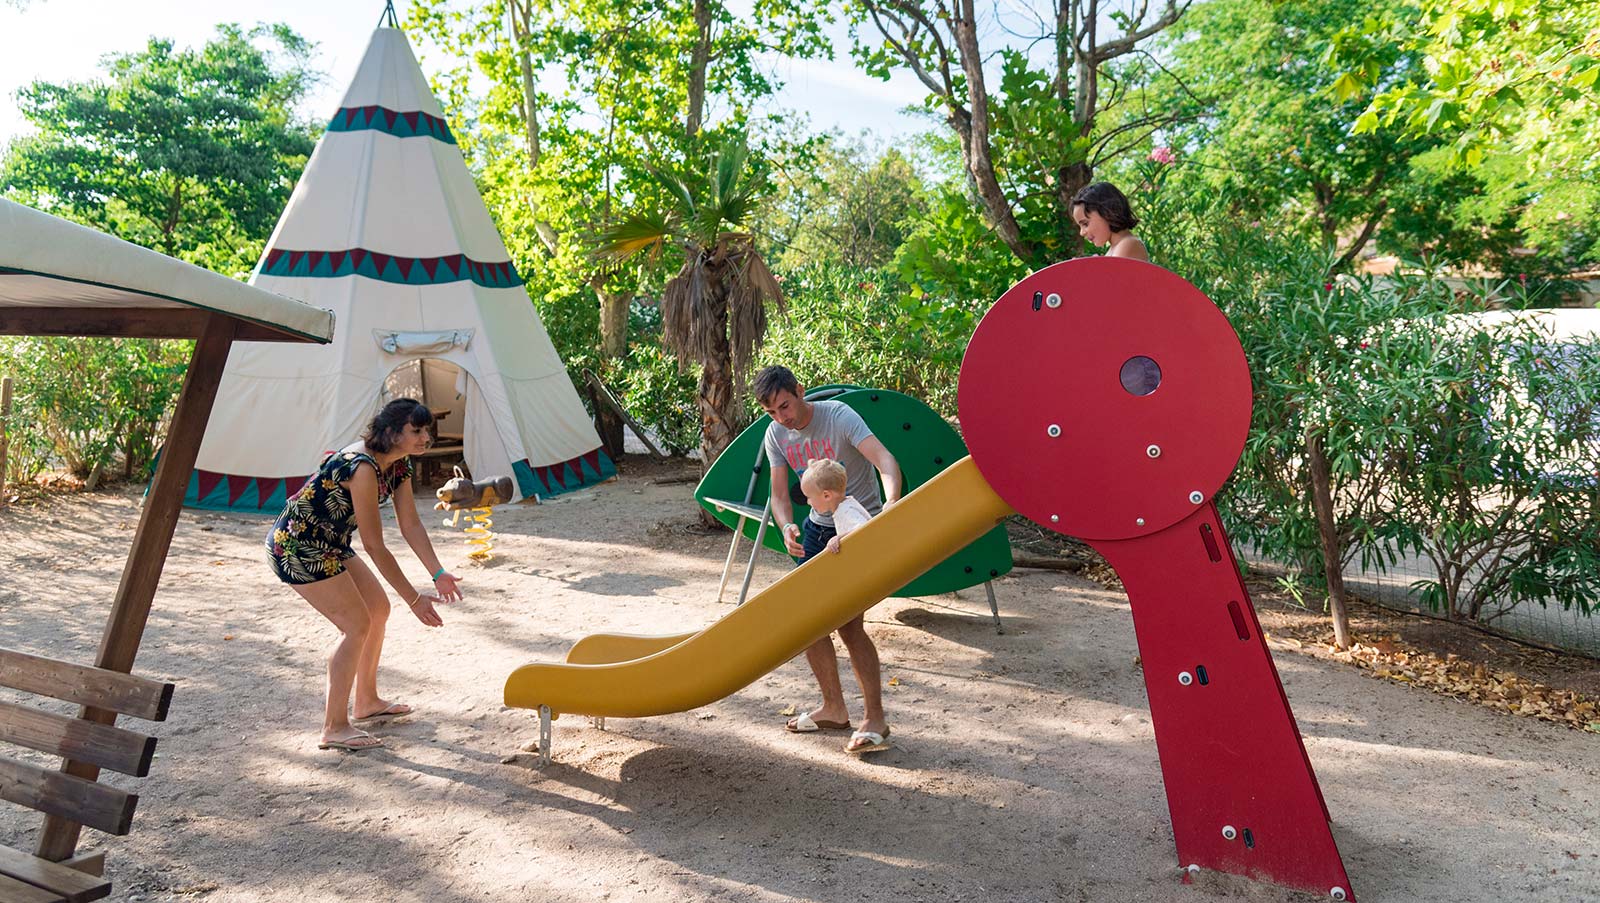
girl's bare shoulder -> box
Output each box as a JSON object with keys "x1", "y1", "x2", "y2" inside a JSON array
[{"x1": 1109, "y1": 234, "x2": 1149, "y2": 261}]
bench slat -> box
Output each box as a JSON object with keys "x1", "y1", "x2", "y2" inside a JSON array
[
  {"x1": 0, "y1": 703, "x2": 156, "y2": 777},
  {"x1": 0, "y1": 757, "x2": 137, "y2": 836},
  {"x1": 0, "y1": 847, "x2": 108, "y2": 903},
  {"x1": 0, "y1": 650, "x2": 172, "y2": 722},
  {"x1": 0, "y1": 872, "x2": 67, "y2": 903}
]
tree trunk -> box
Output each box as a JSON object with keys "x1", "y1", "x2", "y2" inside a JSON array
[
  {"x1": 592, "y1": 279, "x2": 629, "y2": 459},
  {"x1": 1306, "y1": 429, "x2": 1353, "y2": 649},
  {"x1": 508, "y1": 1, "x2": 540, "y2": 166},
  {"x1": 685, "y1": 0, "x2": 712, "y2": 139},
  {"x1": 695, "y1": 286, "x2": 737, "y2": 529},
  {"x1": 949, "y1": 0, "x2": 1033, "y2": 264},
  {"x1": 598, "y1": 282, "x2": 629, "y2": 360}
]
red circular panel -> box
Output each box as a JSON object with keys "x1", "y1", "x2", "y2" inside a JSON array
[{"x1": 957, "y1": 258, "x2": 1252, "y2": 540}]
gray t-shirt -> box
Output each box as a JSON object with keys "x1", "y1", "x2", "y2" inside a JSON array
[{"x1": 763, "y1": 400, "x2": 881, "y2": 528}]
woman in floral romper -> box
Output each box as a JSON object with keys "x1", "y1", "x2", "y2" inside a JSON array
[{"x1": 267, "y1": 398, "x2": 464, "y2": 751}]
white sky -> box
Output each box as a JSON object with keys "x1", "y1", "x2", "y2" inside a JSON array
[{"x1": 0, "y1": 0, "x2": 936, "y2": 150}]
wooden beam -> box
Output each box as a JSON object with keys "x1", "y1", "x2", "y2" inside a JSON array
[
  {"x1": 0, "y1": 649, "x2": 172, "y2": 721},
  {"x1": 0, "y1": 871, "x2": 68, "y2": 903},
  {"x1": 0, "y1": 702, "x2": 157, "y2": 777},
  {"x1": 0, "y1": 758, "x2": 137, "y2": 837},
  {"x1": 0, "y1": 307, "x2": 312, "y2": 342},
  {"x1": 34, "y1": 312, "x2": 233, "y2": 861},
  {"x1": 0, "y1": 846, "x2": 109, "y2": 902}
]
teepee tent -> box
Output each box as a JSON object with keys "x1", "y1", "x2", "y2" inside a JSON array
[{"x1": 187, "y1": 23, "x2": 612, "y2": 512}]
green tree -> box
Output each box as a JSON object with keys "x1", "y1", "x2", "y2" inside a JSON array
[
  {"x1": 598, "y1": 139, "x2": 785, "y2": 482},
  {"x1": 762, "y1": 133, "x2": 929, "y2": 270},
  {"x1": 1150, "y1": 0, "x2": 1494, "y2": 272},
  {"x1": 406, "y1": 0, "x2": 829, "y2": 452},
  {"x1": 1331, "y1": 0, "x2": 1600, "y2": 270},
  {"x1": 1, "y1": 24, "x2": 319, "y2": 276},
  {"x1": 850, "y1": 0, "x2": 1190, "y2": 271}
]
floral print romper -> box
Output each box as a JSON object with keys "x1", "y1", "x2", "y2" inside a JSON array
[{"x1": 266, "y1": 450, "x2": 414, "y2": 585}]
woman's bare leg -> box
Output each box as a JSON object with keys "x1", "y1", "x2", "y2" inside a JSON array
[
  {"x1": 343, "y1": 557, "x2": 407, "y2": 718},
  {"x1": 290, "y1": 572, "x2": 377, "y2": 746}
]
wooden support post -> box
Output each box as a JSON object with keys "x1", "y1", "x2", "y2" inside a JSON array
[
  {"x1": 35, "y1": 314, "x2": 235, "y2": 861},
  {"x1": 0, "y1": 375, "x2": 11, "y2": 505}
]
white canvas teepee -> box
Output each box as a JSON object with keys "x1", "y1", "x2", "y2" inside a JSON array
[{"x1": 187, "y1": 24, "x2": 612, "y2": 512}]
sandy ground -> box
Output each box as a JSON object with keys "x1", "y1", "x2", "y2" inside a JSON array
[{"x1": 2, "y1": 462, "x2": 1598, "y2": 903}]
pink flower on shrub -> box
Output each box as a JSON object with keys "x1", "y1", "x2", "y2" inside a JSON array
[{"x1": 1149, "y1": 146, "x2": 1175, "y2": 165}]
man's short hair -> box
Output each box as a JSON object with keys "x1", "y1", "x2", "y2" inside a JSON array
[
  {"x1": 801, "y1": 458, "x2": 847, "y2": 493},
  {"x1": 753, "y1": 365, "x2": 800, "y2": 404}
]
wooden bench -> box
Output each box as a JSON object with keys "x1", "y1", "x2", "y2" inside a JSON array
[{"x1": 0, "y1": 647, "x2": 174, "y2": 903}]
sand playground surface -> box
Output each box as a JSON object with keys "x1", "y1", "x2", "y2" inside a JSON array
[{"x1": 2, "y1": 460, "x2": 1598, "y2": 903}]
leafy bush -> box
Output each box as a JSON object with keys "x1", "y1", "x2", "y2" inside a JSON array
[
  {"x1": 755, "y1": 263, "x2": 986, "y2": 417},
  {"x1": 1128, "y1": 159, "x2": 1600, "y2": 627},
  {"x1": 608, "y1": 340, "x2": 701, "y2": 457},
  {"x1": 0, "y1": 336, "x2": 190, "y2": 486}
]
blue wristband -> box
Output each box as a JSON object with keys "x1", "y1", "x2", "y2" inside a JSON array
[{"x1": 431, "y1": 567, "x2": 447, "y2": 580}]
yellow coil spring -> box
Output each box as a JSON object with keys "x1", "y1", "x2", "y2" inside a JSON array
[{"x1": 442, "y1": 505, "x2": 497, "y2": 562}]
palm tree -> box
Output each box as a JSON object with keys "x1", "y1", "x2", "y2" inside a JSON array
[{"x1": 597, "y1": 138, "x2": 785, "y2": 480}]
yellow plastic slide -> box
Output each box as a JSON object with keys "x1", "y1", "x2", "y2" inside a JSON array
[{"x1": 503, "y1": 456, "x2": 1015, "y2": 718}]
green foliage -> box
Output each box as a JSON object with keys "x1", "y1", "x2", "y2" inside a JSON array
[
  {"x1": 761, "y1": 133, "x2": 928, "y2": 270},
  {"x1": 892, "y1": 184, "x2": 1031, "y2": 304},
  {"x1": 1, "y1": 24, "x2": 318, "y2": 276},
  {"x1": 609, "y1": 341, "x2": 701, "y2": 457},
  {"x1": 1151, "y1": 0, "x2": 1494, "y2": 269},
  {"x1": 1329, "y1": 0, "x2": 1600, "y2": 268},
  {"x1": 757, "y1": 264, "x2": 983, "y2": 417},
  {"x1": 1139, "y1": 166, "x2": 1600, "y2": 626},
  {"x1": 1346, "y1": 314, "x2": 1600, "y2": 620},
  {"x1": 0, "y1": 337, "x2": 191, "y2": 486}
]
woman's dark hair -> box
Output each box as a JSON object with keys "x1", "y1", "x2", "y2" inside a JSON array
[
  {"x1": 364, "y1": 398, "x2": 434, "y2": 453},
  {"x1": 1070, "y1": 181, "x2": 1139, "y2": 232}
]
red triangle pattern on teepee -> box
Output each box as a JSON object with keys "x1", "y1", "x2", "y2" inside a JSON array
[
  {"x1": 418, "y1": 257, "x2": 439, "y2": 280},
  {"x1": 258, "y1": 478, "x2": 284, "y2": 504},
  {"x1": 287, "y1": 251, "x2": 305, "y2": 272},
  {"x1": 370, "y1": 252, "x2": 392, "y2": 276},
  {"x1": 307, "y1": 251, "x2": 325, "y2": 273},
  {"x1": 328, "y1": 250, "x2": 347, "y2": 273},
  {"x1": 582, "y1": 449, "x2": 601, "y2": 476},
  {"x1": 226, "y1": 474, "x2": 254, "y2": 506},
  {"x1": 196, "y1": 470, "x2": 225, "y2": 502},
  {"x1": 402, "y1": 111, "x2": 420, "y2": 132},
  {"x1": 349, "y1": 248, "x2": 368, "y2": 270}
]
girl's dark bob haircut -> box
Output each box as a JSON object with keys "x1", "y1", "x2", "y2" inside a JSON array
[
  {"x1": 364, "y1": 398, "x2": 434, "y2": 453},
  {"x1": 1071, "y1": 181, "x2": 1139, "y2": 232}
]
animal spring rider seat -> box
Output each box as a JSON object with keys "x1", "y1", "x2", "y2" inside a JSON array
[
  {"x1": 502, "y1": 258, "x2": 1356, "y2": 900},
  {"x1": 435, "y1": 469, "x2": 514, "y2": 561}
]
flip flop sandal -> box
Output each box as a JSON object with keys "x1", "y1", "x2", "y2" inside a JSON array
[
  {"x1": 318, "y1": 732, "x2": 384, "y2": 751},
  {"x1": 786, "y1": 712, "x2": 852, "y2": 733},
  {"x1": 353, "y1": 702, "x2": 414, "y2": 720},
  {"x1": 845, "y1": 728, "x2": 892, "y2": 754}
]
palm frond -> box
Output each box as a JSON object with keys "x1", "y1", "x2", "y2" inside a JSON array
[{"x1": 594, "y1": 210, "x2": 676, "y2": 264}]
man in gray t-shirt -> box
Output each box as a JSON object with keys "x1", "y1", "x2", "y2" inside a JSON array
[
  {"x1": 756, "y1": 365, "x2": 903, "y2": 754},
  {"x1": 763, "y1": 398, "x2": 883, "y2": 527}
]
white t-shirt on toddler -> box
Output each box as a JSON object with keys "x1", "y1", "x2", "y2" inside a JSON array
[{"x1": 827, "y1": 496, "x2": 874, "y2": 538}]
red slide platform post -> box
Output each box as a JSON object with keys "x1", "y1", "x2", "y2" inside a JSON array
[{"x1": 958, "y1": 257, "x2": 1355, "y2": 901}]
